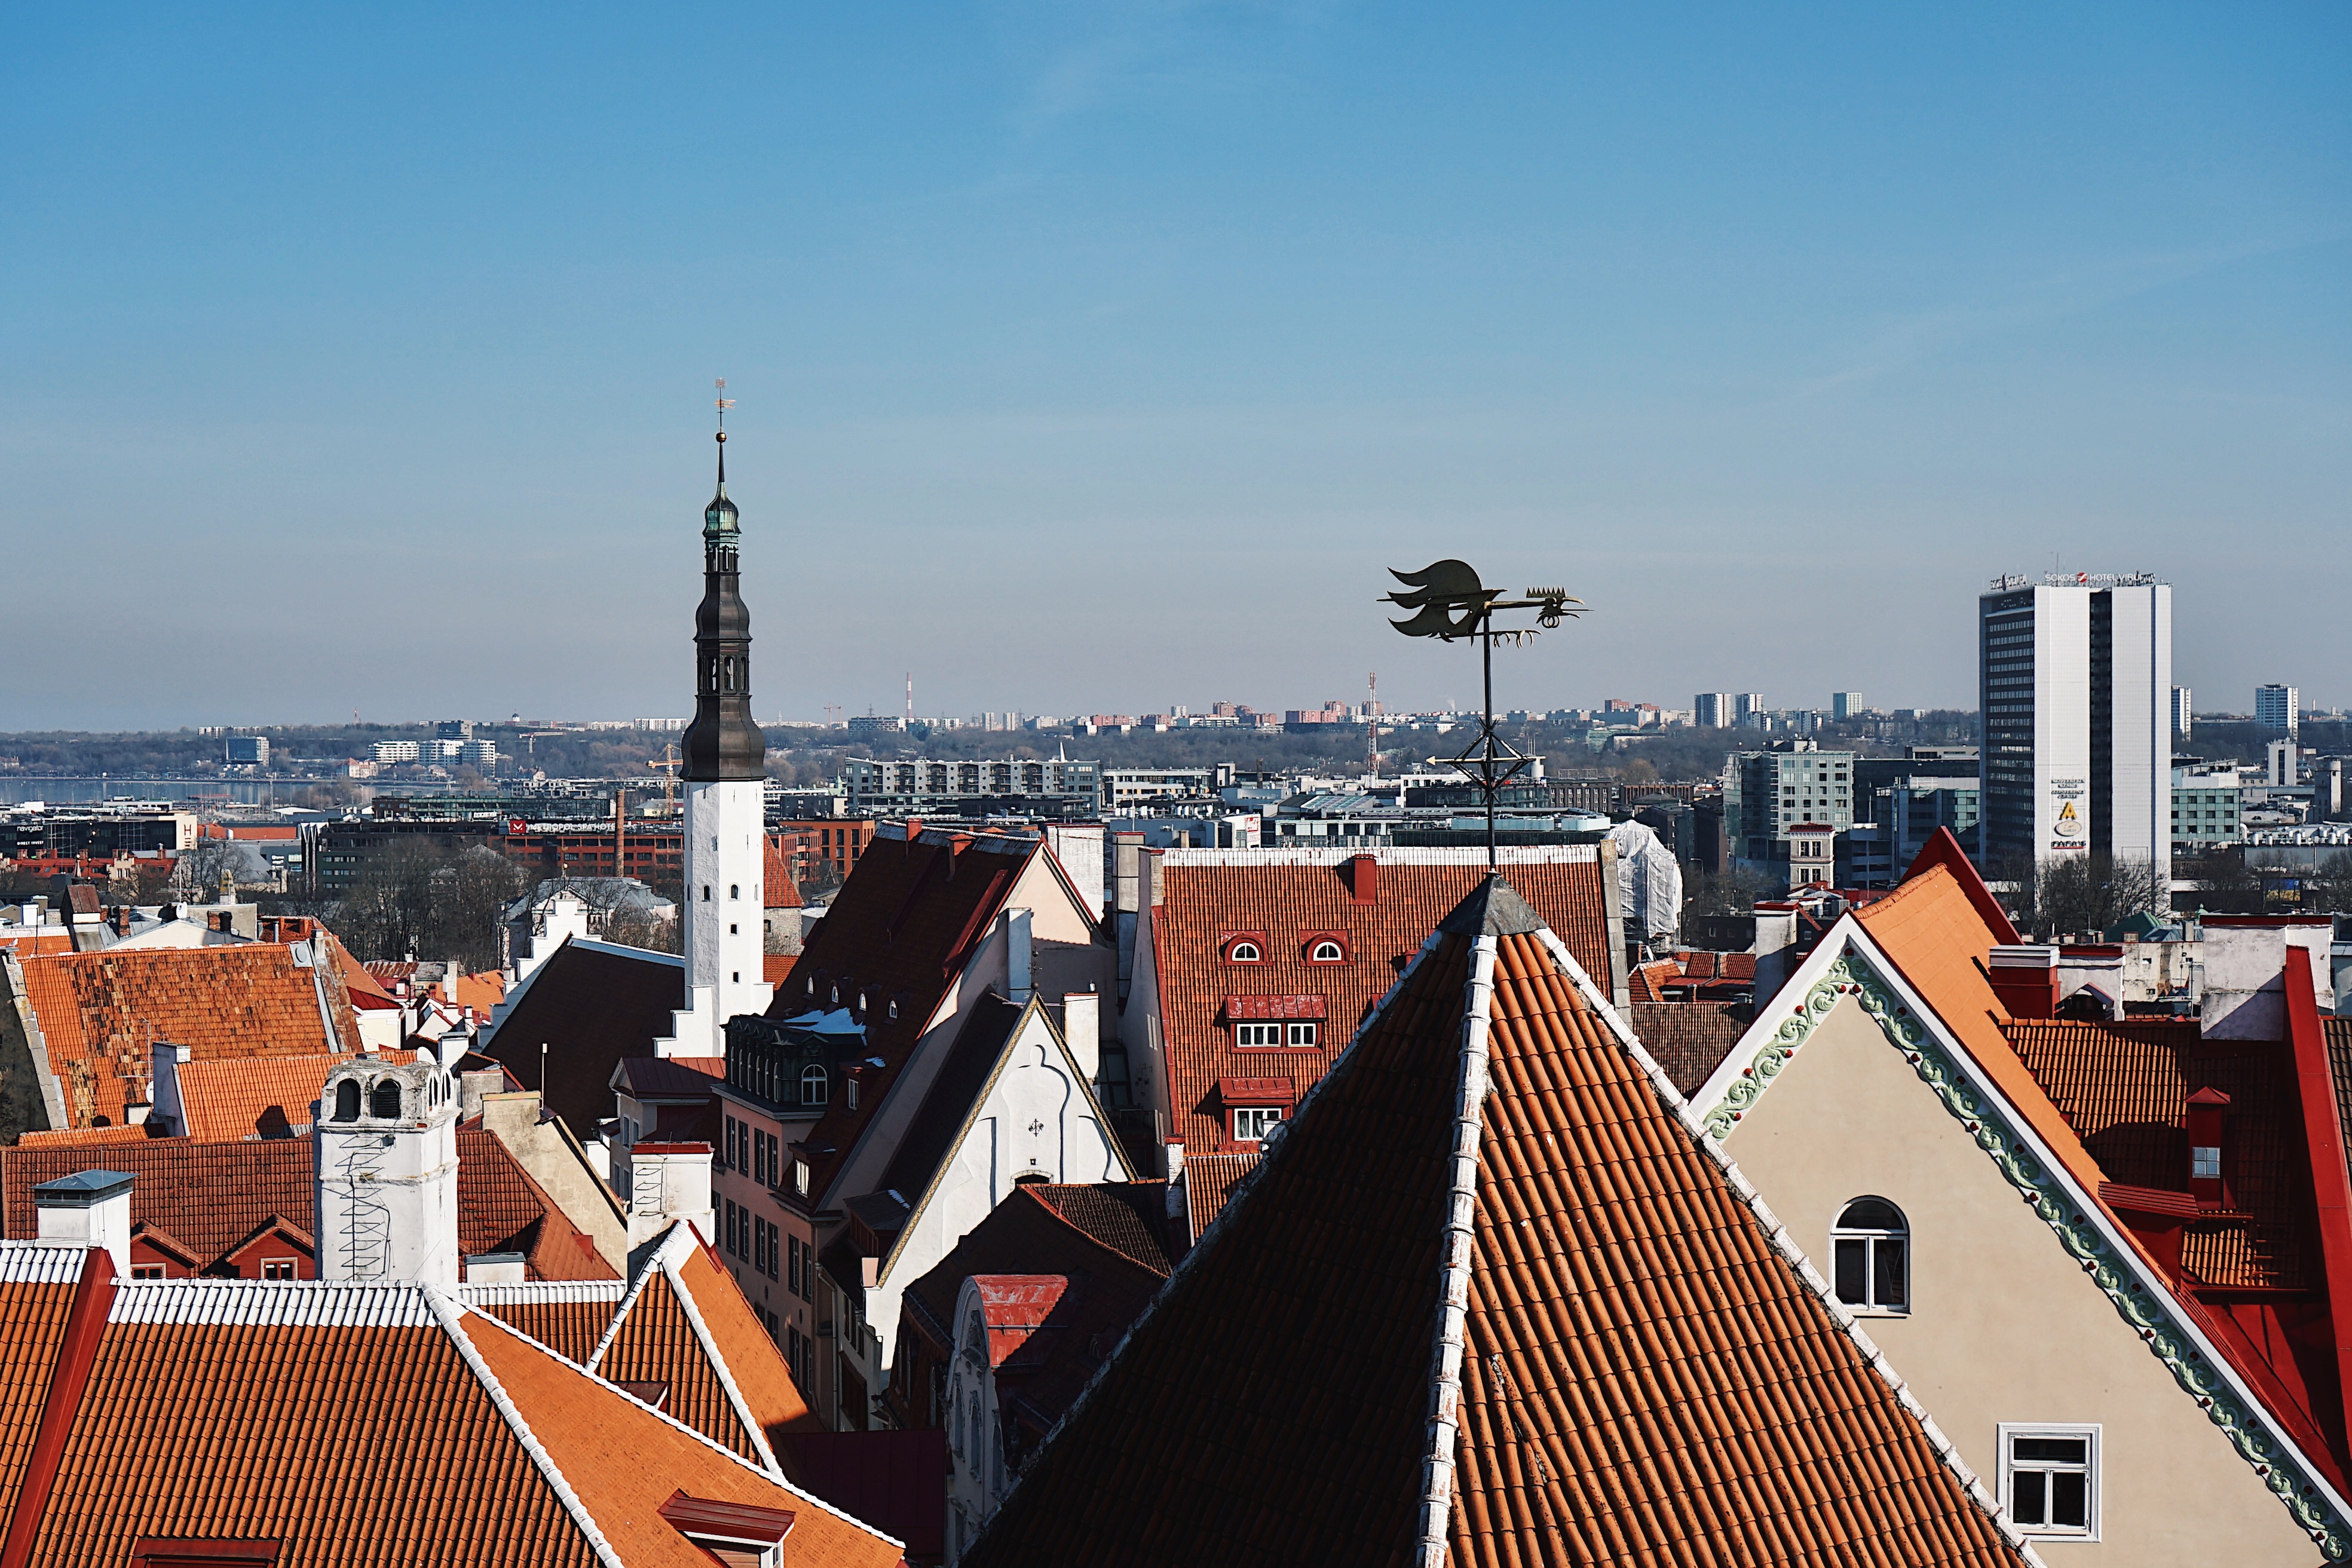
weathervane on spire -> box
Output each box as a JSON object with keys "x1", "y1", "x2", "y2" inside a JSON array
[
  {"x1": 715, "y1": 376, "x2": 734, "y2": 431},
  {"x1": 1382, "y1": 561, "x2": 1584, "y2": 869}
]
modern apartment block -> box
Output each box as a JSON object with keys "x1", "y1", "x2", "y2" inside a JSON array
[
  {"x1": 1722, "y1": 742, "x2": 1857, "y2": 862},
  {"x1": 1735, "y1": 693, "x2": 1765, "y2": 726},
  {"x1": 2171, "y1": 685, "x2": 2193, "y2": 737},
  {"x1": 1977, "y1": 574, "x2": 2171, "y2": 887},
  {"x1": 2171, "y1": 765, "x2": 2243, "y2": 850},
  {"x1": 1694, "y1": 693, "x2": 1732, "y2": 729},
  {"x1": 1830, "y1": 692, "x2": 1863, "y2": 721},
  {"x1": 2258, "y1": 684, "x2": 2299, "y2": 736}
]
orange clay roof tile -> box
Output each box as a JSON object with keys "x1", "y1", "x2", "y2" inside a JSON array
[
  {"x1": 1150, "y1": 854, "x2": 1615, "y2": 1156},
  {"x1": 172, "y1": 1051, "x2": 412, "y2": 1142},
  {"x1": 0, "y1": 1268, "x2": 78, "y2": 1521},
  {"x1": 17, "y1": 945, "x2": 360, "y2": 1131},
  {"x1": 962, "y1": 878, "x2": 2024, "y2": 1568}
]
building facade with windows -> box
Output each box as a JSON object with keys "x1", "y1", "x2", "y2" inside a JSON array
[
  {"x1": 2172, "y1": 685, "x2": 2194, "y2": 737},
  {"x1": 1979, "y1": 574, "x2": 2171, "y2": 887},
  {"x1": 1693, "y1": 692, "x2": 1732, "y2": 728},
  {"x1": 2172, "y1": 766, "x2": 2245, "y2": 851},
  {"x1": 2259, "y1": 683, "x2": 2300, "y2": 736},
  {"x1": 1692, "y1": 843, "x2": 2352, "y2": 1563},
  {"x1": 1722, "y1": 743, "x2": 1858, "y2": 864}
]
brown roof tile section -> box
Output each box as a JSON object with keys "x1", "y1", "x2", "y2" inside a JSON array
[
  {"x1": 1626, "y1": 1000, "x2": 1751, "y2": 1096},
  {"x1": 2, "y1": 1132, "x2": 614, "y2": 1282},
  {"x1": 965, "y1": 885, "x2": 2021, "y2": 1568},
  {"x1": 19, "y1": 945, "x2": 362, "y2": 1131},
  {"x1": 669, "y1": 1241, "x2": 816, "y2": 1438},
  {"x1": 1029, "y1": 1182, "x2": 1173, "y2": 1273},
  {"x1": 174, "y1": 1051, "x2": 414, "y2": 1142},
  {"x1": 596, "y1": 1266, "x2": 760, "y2": 1461},
  {"x1": 30, "y1": 1321, "x2": 593, "y2": 1565},
  {"x1": 1150, "y1": 856, "x2": 1613, "y2": 1153},
  {"x1": 1180, "y1": 1151, "x2": 1257, "y2": 1239},
  {"x1": 2004, "y1": 1019, "x2": 2310, "y2": 1289},
  {"x1": 479, "y1": 940, "x2": 686, "y2": 1132},
  {"x1": 471, "y1": 1295, "x2": 617, "y2": 1364}
]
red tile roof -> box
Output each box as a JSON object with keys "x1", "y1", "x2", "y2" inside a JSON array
[
  {"x1": 1027, "y1": 1183, "x2": 1174, "y2": 1273},
  {"x1": 1179, "y1": 1151, "x2": 1256, "y2": 1240},
  {"x1": 962, "y1": 878, "x2": 2026, "y2": 1568},
  {"x1": 1, "y1": 1128, "x2": 614, "y2": 1283},
  {"x1": 1626, "y1": 1000, "x2": 1750, "y2": 1096},
  {"x1": 0, "y1": 1262, "x2": 78, "y2": 1522},
  {"x1": 173, "y1": 1051, "x2": 415, "y2": 1142},
  {"x1": 764, "y1": 828, "x2": 1042, "y2": 1204},
  {"x1": 593, "y1": 1256, "x2": 762, "y2": 1462},
  {"x1": 1148, "y1": 852, "x2": 1615, "y2": 1154},
  {"x1": 14, "y1": 945, "x2": 361, "y2": 1131}
]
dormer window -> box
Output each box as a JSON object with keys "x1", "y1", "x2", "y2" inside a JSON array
[
  {"x1": 800, "y1": 1064, "x2": 829, "y2": 1107},
  {"x1": 1304, "y1": 933, "x2": 1349, "y2": 963},
  {"x1": 1223, "y1": 935, "x2": 1265, "y2": 963}
]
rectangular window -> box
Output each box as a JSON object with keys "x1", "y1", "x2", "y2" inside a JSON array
[
  {"x1": 131, "y1": 1265, "x2": 166, "y2": 1281},
  {"x1": 2000, "y1": 1425, "x2": 2098, "y2": 1539},
  {"x1": 754, "y1": 1218, "x2": 770, "y2": 1276},
  {"x1": 1233, "y1": 1107, "x2": 1284, "y2": 1143},
  {"x1": 725, "y1": 1199, "x2": 740, "y2": 1257},
  {"x1": 1286, "y1": 1022, "x2": 1318, "y2": 1048},
  {"x1": 261, "y1": 1258, "x2": 296, "y2": 1281},
  {"x1": 789, "y1": 1234, "x2": 804, "y2": 1297},
  {"x1": 1234, "y1": 1022, "x2": 1281, "y2": 1048},
  {"x1": 768, "y1": 1224, "x2": 783, "y2": 1281}
]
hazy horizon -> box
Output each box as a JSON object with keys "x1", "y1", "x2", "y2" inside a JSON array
[{"x1": 7, "y1": 5, "x2": 2345, "y2": 731}]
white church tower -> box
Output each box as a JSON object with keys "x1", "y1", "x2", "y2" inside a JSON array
[
  {"x1": 674, "y1": 405, "x2": 771, "y2": 1050},
  {"x1": 314, "y1": 1056, "x2": 461, "y2": 1287}
]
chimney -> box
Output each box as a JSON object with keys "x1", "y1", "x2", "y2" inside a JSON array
[
  {"x1": 150, "y1": 1041, "x2": 192, "y2": 1137},
  {"x1": 626, "y1": 1143, "x2": 715, "y2": 1249},
  {"x1": 459, "y1": 1067, "x2": 506, "y2": 1122},
  {"x1": 1005, "y1": 908, "x2": 1033, "y2": 1004},
  {"x1": 316, "y1": 1058, "x2": 461, "y2": 1286},
  {"x1": 1348, "y1": 853, "x2": 1379, "y2": 905},
  {"x1": 33, "y1": 1170, "x2": 134, "y2": 1280},
  {"x1": 2186, "y1": 1086, "x2": 2231, "y2": 1208},
  {"x1": 465, "y1": 1252, "x2": 527, "y2": 1284},
  {"x1": 1987, "y1": 945, "x2": 2060, "y2": 1020},
  {"x1": 1062, "y1": 991, "x2": 1100, "y2": 1082}
]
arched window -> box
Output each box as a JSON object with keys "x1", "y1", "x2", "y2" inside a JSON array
[
  {"x1": 368, "y1": 1078, "x2": 403, "y2": 1120},
  {"x1": 1227, "y1": 940, "x2": 1261, "y2": 963},
  {"x1": 967, "y1": 1393, "x2": 982, "y2": 1479},
  {"x1": 1832, "y1": 1197, "x2": 1908, "y2": 1313},
  {"x1": 729, "y1": 883, "x2": 739, "y2": 900},
  {"x1": 333, "y1": 1079, "x2": 360, "y2": 1121},
  {"x1": 800, "y1": 1064, "x2": 829, "y2": 1107},
  {"x1": 1310, "y1": 939, "x2": 1345, "y2": 962}
]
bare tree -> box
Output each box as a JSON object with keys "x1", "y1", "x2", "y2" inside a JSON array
[
  {"x1": 335, "y1": 841, "x2": 520, "y2": 969},
  {"x1": 2020, "y1": 854, "x2": 2165, "y2": 939},
  {"x1": 2300, "y1": 850, "x2": 2352, "y2": 916},
  {"x1": 1682, "y1": 863, "x2": 1772, "y2": 920}
]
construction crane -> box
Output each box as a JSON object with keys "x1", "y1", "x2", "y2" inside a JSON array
[
  {"x1": 646, "y1": 744, "x2": 682, "y2": 813},
  {"x1": 1367, "y1": 672, "x2": 1382, "y2": 780},
  {"x1": 822, "y1": 704, "x2": 844, "y2": 726}
]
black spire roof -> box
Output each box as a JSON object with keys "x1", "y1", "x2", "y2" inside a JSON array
[{"x1": 681, "y1": 429, "x2": 765, "y2": 782}]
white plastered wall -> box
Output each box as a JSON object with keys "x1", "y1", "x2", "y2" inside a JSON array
[{"x1": 1722, "y1": 993, "x2": 2319, "y2": 1564}]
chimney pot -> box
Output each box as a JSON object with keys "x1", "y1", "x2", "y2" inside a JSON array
[{"x1": 33, "y1": 1169, "x2": 134, "y2": 1280}]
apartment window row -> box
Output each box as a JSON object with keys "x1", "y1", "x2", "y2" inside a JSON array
[
  {"x1": 1233, "y1": 1021, "x2": 1318, "y2": 1049},
  {"x1": 726, "y1": 1115, "x2": 785, "y2": 1189}
]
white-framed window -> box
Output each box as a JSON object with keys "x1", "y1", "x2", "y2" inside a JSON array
[
  {"x1": 1233, "y1": 1107, "x2": 1284, "y2": 1143},
  {"x1": 800, "y1": 1064, "x2": 829, "y2": 1106},
  {"x1": 1286, "y1": 1021, "x2": 1318, "y2": 1048},
  {"x1": 131, "y1": 1264, "x2": 166, "y2": 1281},
  {"x1": 260, "y1": 1258, "x2": 296, "y2": 1281},
  {"x1": 1309, "y1": 939, "x2": 1345, "y2": 962},
  {"x1": 1227, "y1": 940, "x2": 1262, "y2": 963},
  {"x1": 1999, "y1": 1424, "x2": 2099, "y2": 1539},
  {"x1": 1234, "y1": 1022, "x2": 1281, "y2": 1048},
  {"x1": 1830, "y1": 1196, "x2": 1908, "y2": 1314}
]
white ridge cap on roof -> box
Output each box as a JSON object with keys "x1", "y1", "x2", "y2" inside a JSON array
[
  {"x1": 457, "y1": 1279, "x2": 629, "y2": 1307},
  {"x1": 1156, "y1": 845, "x2": 1599, "y2": 867},
  {"x1": 0, "y1": 1241, "x2": 97, "y2": 1284},
  {"x1": 108, "y1": 1277, "x2": 442, "y2": 1328}
]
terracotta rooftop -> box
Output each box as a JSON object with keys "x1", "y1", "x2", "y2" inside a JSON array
[
  {"x1": 480, "y1": 938, "x2": 685, "y2": 1132},
  {"x1": 1625, "y1": 1000, "x2": 1751, "y2": 1096},
  {"x1": 172, "y1": 1049, "x2": 415, "y2": 1142},
  {"x1": 1027, "y1": 1181, "x2": 1174, "y2": 1273},
  {"x1": 1, "y1": 1126, "x2": 615, "y2": 1282},
  {"x1": 0, "y1": 1249, "x2": 903, "y2": 1566},
  {"x1": 1148, "y1": 849, "x2": 1616, "y2": 1154},
  {"x1": 1178, "y1": 1150, "x2": 1257, "y2": 1241},
  {"x1": 963, "y1": 878, "x2": 2026, "y2": 1568},
  {"x1": 12, "y1": 942, "x2": 362, "y2": 1131}
]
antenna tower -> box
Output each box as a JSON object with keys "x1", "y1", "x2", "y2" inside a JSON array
[
  {"x1": 905, "y1": 673, "x2": 914, "y2": 728},
  {"x1": 1367, "y1": 672, "x2": 1380, "y2": 780}
]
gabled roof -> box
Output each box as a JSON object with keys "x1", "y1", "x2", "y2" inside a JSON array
[
  {"x1": 0, "y1": 1254, "x2": 902, "y2": 1566},
  {"x1": 586, "y1": 1225, "x2": 814, "y2": 1472},
  {"x1": 964, "y1": 877, "x2": 2028, "y2": 1568},
  {"x1": 1146, "y1": 848, "x2": 1616, "y2": 1153},
  {"x1": 1, "y1": 1128, "x2": 615, "y2": 1282},
  {"x1": 479, "y1": 937, "x2": 685, "y2": 1132},
  {"x1": 13, "y1": 943, "x2": 362, "y2": 1130},
  {"x1": 1027, "y1": 1182, "x2": 1172, "y2": 1273},
  {"x1": 173, "y1": 1050, "x2": 415, "y2": 1141},
  {"x1": 1178, "y1": 1151, "x2": 1255, "y2": 1242},
  {"x1": 1690, "y1": 861, "x2": 2352, "y2": 1556},
  {"x1": 765, "y1": 828, "x2": 1045, "y2": 1204},
  {"x1": 1625, "y1": 1000, "x2": 1749, "y2": 1095}
]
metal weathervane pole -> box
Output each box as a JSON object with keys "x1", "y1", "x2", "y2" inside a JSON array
[{"x1": 1382, "y1": 561, "x2": 1582, "y2": 871}]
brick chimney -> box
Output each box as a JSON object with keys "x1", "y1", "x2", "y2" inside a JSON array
[
  {"x1": 1348, "y1": 853, "x2": 1379, "y2": 905},
  {"x1": 1987, "y1": 945, "x2": 2060, "y2": 1020},
  {"x1": 33, "y1": 1170, "x2": 133, "y2": 1280}
]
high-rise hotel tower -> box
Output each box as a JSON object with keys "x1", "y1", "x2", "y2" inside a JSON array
[
  {"x1": 679, "y1": 424, "x2": 771, "y2": 1036},
  {"x1": 1978, "y1": 573, "x2": 2170, "y2": 889}
]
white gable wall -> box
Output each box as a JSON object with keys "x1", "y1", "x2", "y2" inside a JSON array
[
  {"x1": 864, "y1": 1005, "x2": 1128, "y2": 1374},
  {"x1": 1723, "y1": 989, "x2": 2320, "y2": 1563}
]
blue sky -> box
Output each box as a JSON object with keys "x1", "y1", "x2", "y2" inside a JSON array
[{"x1": 4, "y1": 4, "x2": 2345, "y2": 729}]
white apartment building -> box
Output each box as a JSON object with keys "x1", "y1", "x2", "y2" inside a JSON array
[{"x1": 1978, "y1": 574, "x2": 2170, "y2": 886}]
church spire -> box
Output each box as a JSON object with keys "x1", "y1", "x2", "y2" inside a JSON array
[{"x1": 681, "y1": 381, "x2": 764, "y2": 783}]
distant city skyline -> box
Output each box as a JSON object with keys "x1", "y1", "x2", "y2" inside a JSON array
[{"x1": 5, "y1": 5, "x2": 2344, "y2": 730}]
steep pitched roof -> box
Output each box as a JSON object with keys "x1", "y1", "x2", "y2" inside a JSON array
[
  {"x1": 1, "y1": 1129, "x2": 615, "y2": 1283},
  {"x1": 763, "y1": 828, "x2": 1042, "y2": 1203},
  {"x1": 173, "y1": 1049, "x2": 415, "y2": 1141},
  {"x1": 14, "y1": 944, "x2": 360, "y2": 1130},
  {"x1": 1626, "y1": 1000, "x2": 1750, "y2": 1095},
  {"x1": 1028, "y1": 1181, "x2": 1173, "y2": 1273},
  {"x1": 460, "y1": 1279, "x2": 624, "y2": 1364},
  {"x1": 1179, "y1": 1150, "x2": 1255, "y2": 1241},
  {"x1": 0, "y1": 1258, "x2": 903, "y2": 1567},
  {"x1": 1147, "y1": 849, "x2": 1616, "y2": 1153},
  {"x1": 964, "y1": 877, "x2": 2026, "y2": 1568},
  {"x1": 479, "y1": 938, "x2": 685, "y2": 1132},
  {"x1": 0, "y1": 1251, "x2": 81, "y2": 1523}
]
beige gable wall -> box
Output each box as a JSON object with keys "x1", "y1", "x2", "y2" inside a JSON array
[{"x1": 1724, "y1": 993, "x2": 2319, "y2": 1564}]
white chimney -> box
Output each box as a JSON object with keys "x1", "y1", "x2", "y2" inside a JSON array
[
  {"x1": 34, "y1": 1170, "x2": 134, "y2": 1281},
  {"x1": 1006, "y1": 908, "x2": 1034, "y2": 1004},
  {"x1": 465, "y1": 1252, "x2": 527, "y2": 1284},
  {"x1": 2202, "y1": 920, "x2": 2335, "y2": 1040},
  {"x1": 626, "y1": 1143, "x2": 715, "y2": 1250},
  {"x1": 1062, "y1": 990, "x2": 1101, "y2": 1082},
  {"x1": 315, "y1": 1057, "x2": 461, "y2": 1287}
]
